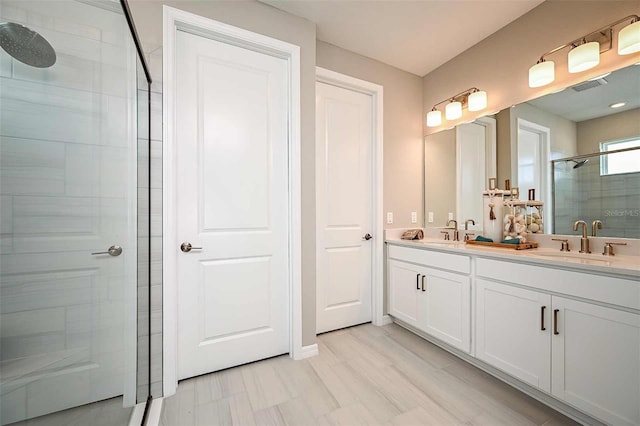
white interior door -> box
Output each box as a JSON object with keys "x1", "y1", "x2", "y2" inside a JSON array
[
  {"x1": 517, "y1": 128, "x2": 541, "y2": 198},
  {"x1": 316, "y1": 80, "x2": 373, "y2": 334},
  {"x1": 456, "y1": 117, "x2": 495, "y2": 232},
  {"x1": 456, "y1": 122, "x2": 486, "y2": 230},
  {"x1": 175, "y1": 30, "x2": 289, "y2": 380}
]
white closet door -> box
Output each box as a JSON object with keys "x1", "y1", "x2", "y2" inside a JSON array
[
  {"x1": 316, "y1": 81, "x2": 373, "y2": 334},
  {"x1": 175, "y1": 30, "x2": 289, "y2": 380}
]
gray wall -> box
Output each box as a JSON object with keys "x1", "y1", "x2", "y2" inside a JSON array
[
  {"x1": 317, "y1": 41, "x2": 424, "y2": 229},
  {"x1": 577, "y1": 108, "x2": 640, "y2": 155}
]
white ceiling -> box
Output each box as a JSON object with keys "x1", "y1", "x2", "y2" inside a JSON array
[{"x1": 259, "y1": 0, "x2": 544, "y2": 76}]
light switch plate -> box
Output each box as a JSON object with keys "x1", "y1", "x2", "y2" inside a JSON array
[
  {"x1": 428, "y1": 212, "x2": 434, "y2": 223},
  {"x1": 448, "y1": 212, "x2": 454, "y2": 221},
  {"x1": 411, "y1": 212, "x2": 417, "y2": 223},
  {"x1": 387, "y1": 212, "x2": 393, "y2": 224}
]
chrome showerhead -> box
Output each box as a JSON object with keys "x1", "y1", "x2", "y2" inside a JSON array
[
  {"x1": 0, "y1": 22, "x2": 56, "y2": 68},
  {"x1": 569, "y1": 159, "x2": 589, "y2": 169}
]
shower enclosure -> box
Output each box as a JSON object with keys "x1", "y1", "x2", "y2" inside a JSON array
[{"x1": 0, "y1": 0, "x2": 152, "y2": 424}]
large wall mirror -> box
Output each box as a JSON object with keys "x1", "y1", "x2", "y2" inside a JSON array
[{"x1": 424, "y1": 63, "x2": 640, "y2": 238}]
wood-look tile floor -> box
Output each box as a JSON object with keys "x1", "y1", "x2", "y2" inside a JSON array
[{"x1": 160, "y1": 323, "x2": 579, "y2": 426}]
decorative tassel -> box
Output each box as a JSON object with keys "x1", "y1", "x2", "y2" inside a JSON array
[{"x1": 489, "y1": 202, "x2": 496, "y2": 220}]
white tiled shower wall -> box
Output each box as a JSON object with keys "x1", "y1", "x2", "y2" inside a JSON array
[
  {"x1": 0, "y1": 0, "x2": 162, "y2": 423},
  {"x1": 554, "y1": 156, "x2": 640, "y2": 237}
]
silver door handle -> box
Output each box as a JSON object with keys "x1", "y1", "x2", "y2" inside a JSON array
[
  {"x1": 92, "y1": 245, "x2": 122, "y2": 256},
  {"x1": 180, "y1": 242, "x2": 202, "y2": 253},
  {"x1": 362, "y1": 233, "x2": 373, "y2": 241}
]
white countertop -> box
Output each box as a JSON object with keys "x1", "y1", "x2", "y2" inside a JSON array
[{"x1": 386, "y1": 236, "x2": 640, "y2": 279}]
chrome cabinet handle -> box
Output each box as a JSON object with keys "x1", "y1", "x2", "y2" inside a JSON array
[
  {"x1": 362, "y1": 233, "x2": 373, "y2": 241},
  {"x1": 180, "y1": 242, "x2": 202, "y2": 253},
  {"x1": 91, "y1": 245, "x2": 122, "y2": 257}
]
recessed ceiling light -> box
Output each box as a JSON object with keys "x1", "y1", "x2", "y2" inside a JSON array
[
  {"x1": 589, "y1": 72, "x2": 611, "y2": 81},
  {"x1": 610, "y1": 102, "x2": 626, "y2": 108}
]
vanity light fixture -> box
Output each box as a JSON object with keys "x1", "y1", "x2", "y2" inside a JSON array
[
  {"x1": 445, "y1": 101, "x2": 462, "y2": 120},
  {"x1": 426, "y1": 108, "x2": 442, "y2": 127},
  {"x1": 528, "y1": 15, "x2": 640, "y2": 88},
  {"x1": 568, "y1": 41, "x2": 600, "y2": 73},
  {"x1": 426, "y1": 87, "x2": 487, "y2": 127},
  {"x1": 468, "y1": 90, "x2": 488, "y2": 111}
]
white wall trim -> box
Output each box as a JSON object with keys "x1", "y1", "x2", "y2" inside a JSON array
[
  {"x1": 163, "y1": 5, "x2": 302, "y2": 395},
  {"x1": 514, "y1": 118, "x2": 552, "y2": 232},
  {"x1": 380, "y1": 314, "x2": 393, "y2": 326},
  {"x1": 127, "y1": 402, "x2": 146, "y2": 426},
  {"x1": 146, "y1": 398, "x2": 164, "y2": 426},
  {"x1": 298, "y1": 344, "x2": 319, "y2": 359},
  {"x1": 315, "y1": 67, "x2": 385, "y2": 327}
]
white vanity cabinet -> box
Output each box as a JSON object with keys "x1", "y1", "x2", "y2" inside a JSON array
[
  {"x1": 387, "y1": 241, "x2": 640, "y2": 425},
  {"x1": 387, "y1": 245, "x2": 471, "y2": 352},
  {"x1": 551, "y1": 297, "x2": 640, "y2": 426},
  {"x1": 475, "y1": 279, "x2": 551, "y2": 392},
  {"x1": 387, "y1": 259, "x2": 423, "y2": 328},
  {"x1": 475, "y1": 258, "x2": 640, "y2": 426}
]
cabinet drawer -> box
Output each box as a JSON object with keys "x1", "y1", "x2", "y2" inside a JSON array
[
  {"x1": 388, "y1": 244, "x2": 470, "y2": 274},
  {"x1": 476, "y1": 258, "x2": 640, "y2": 311}
]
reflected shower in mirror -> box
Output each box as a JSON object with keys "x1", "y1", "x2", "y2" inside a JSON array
[{"x1": 553, "y1": 146, "x2": 640, "y2": 238}]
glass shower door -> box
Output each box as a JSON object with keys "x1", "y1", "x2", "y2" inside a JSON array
[{"x1": 0, "y1": 1, "x2": 140, "y2": 423}]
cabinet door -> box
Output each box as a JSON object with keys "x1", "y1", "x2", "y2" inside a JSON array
[
  {"x1": 476, "y1": 279, "x2": 551, "y2": 392},
  {"x1": 388, "y1": 260, "x2": 422, "y2": 328},
  {"x1": 421, "y1": 268, "x2": 470, "y2": 352},
  {"x1": 551, "y1": 297, "x2": 640, "y2": 426}
]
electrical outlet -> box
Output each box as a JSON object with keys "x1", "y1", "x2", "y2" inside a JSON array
[
  {"x1": 448, "y1": 212, "x2": 454, "y2": 221},
  {"x1": 386, "y1": 212, "x2": 393, "y2": 224},
  {"x1": 411, "y1": 212, "x2": 417, "y2": 223},
  {"x1": 428, "y1": 212, "x2": 434, "y2": 223}
]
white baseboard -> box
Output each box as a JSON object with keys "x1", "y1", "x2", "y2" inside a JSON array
[
  {"x1": 146, "y1": 397, "x2": 163, "y2": 426},
  {"x1": 380, "y1": 314, "x2": 393, "y2": 325},
  {"x1": 296, "y1": 343, "x2": 318, "y2": 359},
  {"x1": 128, "y1": 402, "x2": 146, "y2": 426}
]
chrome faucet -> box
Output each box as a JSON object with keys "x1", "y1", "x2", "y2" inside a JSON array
[
  {"x1": 592, "y1": 220, "x2": 603, "y2": 237},
  {"x1": 464, "y1": 219, "x2": 475, "y2": 230},
  {"x1": 447, "y1": 219, "x2": 459, "y2": 241},
  {"x1": 574, "y1": 220, "x2": 590, "y2": 253}
]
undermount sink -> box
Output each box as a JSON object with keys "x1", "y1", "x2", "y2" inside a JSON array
[{"x1": 534, "y1": 251, "x2": 612, "y2": 265}]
